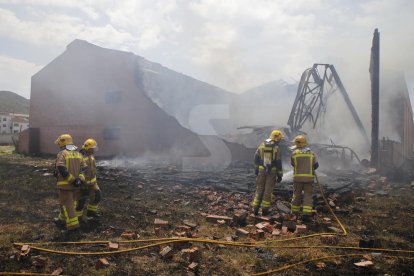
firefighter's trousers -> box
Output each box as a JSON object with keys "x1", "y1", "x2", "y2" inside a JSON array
[
  {"x1": 58, "y1": 189, "x2": 80, "y2": 230},
  {"x1": 291, "y1": 181, "x2": 313, "y2": 214},
  {"x1": 252, "y1": 171, "x2": 276, "y2": 209},
  {"x1": 76, "y1": 183, "x2": 101, "y2": 216}
]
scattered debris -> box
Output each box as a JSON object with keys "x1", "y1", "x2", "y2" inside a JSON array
[
  {"x1": 95, "y1": 258, "x2": 110, "y2": 270},
  {"x1": 108, "y1": 241, "x2": 119, "y2": 251},
  {"x1": 354, "y1": 260, "x2": 374, "y2": 267},
  {"x1": 159, "y1": 246, "x2": 174, "y2": 259},
  {"x1": 19, "y1": 244, "x2": 30, "y2": 260},
  {"x1": 51, "y1": 267, "x2": 63, "y2": 275}
]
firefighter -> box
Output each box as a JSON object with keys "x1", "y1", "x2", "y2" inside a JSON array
[
  {"x1": 76, "y1": 138, "x2": 101, "y2": 220},
  {"x1": 54, "y1": 134, "x2": 86, "y2": 232},
  {"x1": 252, "y1": 130, "x2": 284, "y2": 216},
  {"x1": 290, "y1": 135, "x2": 319, "y2": 222}
]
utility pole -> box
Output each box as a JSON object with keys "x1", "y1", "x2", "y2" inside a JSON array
[{"x1": 370, "y1": 28, "x2": 380, "y2": 168}]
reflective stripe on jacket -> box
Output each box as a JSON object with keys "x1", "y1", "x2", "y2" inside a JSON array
[
  {"x1": 83, "y1": 155, "x2": 97, "y2": 184},
  {"x1": 55, "y1": 149, "x2": 85, "y2": 187},
  {"x1": 254, "y1": 139, "x2": 283, "y2": 176},
  {"x1": 291, "y1": 147, "x2": 317, "y2": 182}
]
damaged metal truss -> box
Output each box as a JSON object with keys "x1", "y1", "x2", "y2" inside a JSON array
[{"x1": 287, "y1": 64, "x2": 369, "y2": 144}]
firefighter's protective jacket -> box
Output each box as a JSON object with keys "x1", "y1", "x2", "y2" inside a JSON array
[
  {"x1": 291, "y1": 147, "x2": 318, "y2": 182},
  {"x1": 254, "y1": 139, "x2": 283, "y2": 177},
  {"x1": 55, "y1": 149, "x2": 86, "y2": 189},
  {"x1": 83, "y1": 154, "x2": 97, "y2": 185}
]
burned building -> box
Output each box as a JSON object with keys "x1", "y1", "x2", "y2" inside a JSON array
[
  {"x1": 379, "y1": 71, "x2": 414, "y2": 171},
  {"x1": 19, "y1": 40, "x2": 215, "y2": 158}
]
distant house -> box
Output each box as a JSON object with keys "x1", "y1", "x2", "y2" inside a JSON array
[
  {"x1": 0, "y1": 112, "x2": 29, "y2": 134},
  {"x1": 18, "y1": 39, "x2": 208, "y2": 158}
]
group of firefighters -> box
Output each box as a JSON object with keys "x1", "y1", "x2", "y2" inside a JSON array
[
  {"x1": 53, "y1": 130, "x2": 318, "y2": 234},
  {"x1": 54, "y1": 134, "x2": 100, "y2": 233},
  {"x1": 252, "y1": 130, "x2": 319, "y2": 222}
]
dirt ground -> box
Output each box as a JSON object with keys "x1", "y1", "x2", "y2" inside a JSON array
[{"x1": 1, "y1": 147, "x2": 414, "y2": 275}]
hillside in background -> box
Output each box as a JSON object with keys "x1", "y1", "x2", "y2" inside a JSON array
[{"x1": 0, "y1": 91, "x2": 29, "y2": 114}]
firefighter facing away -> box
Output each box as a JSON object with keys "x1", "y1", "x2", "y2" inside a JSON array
[
  {"x1": 76, "y1": 138, "x2": 101, "y2": 220},
  {"x1": 252, "y1": 130, "x2": 284, "y2": 216},
  {"x1": 290, "y1": 135, "x2": 319, "y2": 221},
  {"x1": 54, "y1": 134, "x2": 86, "y2": 232}
]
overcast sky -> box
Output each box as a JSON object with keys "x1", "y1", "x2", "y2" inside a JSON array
[{"x1": 0, "y1": 0, "x2": 413, "y2": 100}]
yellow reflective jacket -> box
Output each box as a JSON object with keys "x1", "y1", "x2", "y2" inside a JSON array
[
  {"x1": 291, "y1": 147, "x2": 318, "y2": 182},
  {"x1": 83, "y1": 154, "x2": 97, "y2": 185},
  {"x1": 254, "y1": 139, "x2": 283, "y2": 176},
  {"x1": 55, "y1": 149, "x2": 86, "y2": 189}
]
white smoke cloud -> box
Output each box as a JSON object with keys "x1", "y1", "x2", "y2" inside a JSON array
[{"x1": 0, "y1": 0, "x2": 413, "y2": 101}]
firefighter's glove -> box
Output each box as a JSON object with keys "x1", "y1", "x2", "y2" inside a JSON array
[
  {"x1": 255, "y1": 168, "x2": 259, "y2": 176},
  {"x1": 276, "y1": 176, "x2": 283, "y2": 183},
  {"x1": 73, "y1": 178, "x2": 82, "y2": 188}
]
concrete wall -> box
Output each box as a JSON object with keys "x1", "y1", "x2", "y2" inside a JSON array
[{"x1": 0, "y1": 133, "x2": 18, "y2": 145}]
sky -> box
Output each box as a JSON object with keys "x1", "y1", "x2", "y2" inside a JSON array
[{"x1": 0, "y1": 0, "x2": 413, "y2": 100}]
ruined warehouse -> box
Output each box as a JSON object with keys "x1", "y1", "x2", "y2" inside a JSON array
[{"x1": 19, "y1": 40, "x2": 228, "y2": 158}]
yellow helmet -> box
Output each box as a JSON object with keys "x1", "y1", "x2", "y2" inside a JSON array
[
  {"x1": 54, "y1": 134, "x2": 73, "y2": 147},
  {"x1": 82, "y1": 138, "x2": 98, "y2": 150},
  {"x1": 269, "y1": 130, "x2": 284, "y2": 141},
  {"x1": 293, "y1": 135, "x2": 307, "y2": 148}
]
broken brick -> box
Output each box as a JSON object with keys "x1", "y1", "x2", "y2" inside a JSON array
[
  {"x1": 272, "y1": 229, "x2": 281, "y2": 236},
  {"x1": 174, "y1": 231, "x2": 187, "y2": 237},
  {"x1": 217, "y1": 219, "x2": 226, "y2": 226},
  {"x1": 295, "y1": 224, "x2": 307, "y2": 234},
  {"x1": 328, "y1": 226, "x2": 342, "y2": 233},
  {"x1": 181, "y1": 247, "x2": 201, "y2": 262},
  {"x1": 320, "y1": 235, "x2": 339, "y2": 245},
  {"x1": 159, "y1": 246, "x2": 174, "y2": 259},
  {"x1": 236, "y1": 228, "x2": 249, "y2": 236},
  {"x1": 316, "y1": 262, "x2": 326, "y2": 270},
  {"x1": 183, "y1": 220, "x2": 197, "y2": 229},
  {"x1": 354, "y1": 260, "x2": 374, "y2": 267},
  {"x1": 120, "y1": 230, "x2": 136, "y2": 239},
  {"x1": 187, "y1": 262, "x2": 199, "y2": 272},
  {"x1": 206, "y1": 215, "x2": 232, "y2": 223},
  {"x1": 255, "y1": 215, "x2": 272, "y2": 222},
  {"x1": 19, "y1": 244, "x2": 30, "y2": 259},
  {"x1": 322, "y1": 217, "x2": 332, "y2": 224},
  {"x1": 51, "y1": 267, "x2": 63, "y2": 275},
  {"x1": 108, "y1": 241, "x2": 119, "y2": 251},
  {"x1": 249, "y1": 229, "x2": 265, "y2": 240},
  {"x1": 95, "y1": 258, "x2": 110, "y2": 270},
  {"x1": 178, "y1": 225, "x2": 192, "y2": 232},
  {"x1": 255, "y1": 222, "x2": 266, "y2": 230},
  {"x1": 281, "y1": 226, "x2": 288, "y2": 234},
  {"x1": 263, "y1": 223, "x2": 274, "y2": 233},
  {"x1": 154, "y1": 218, "x2": 170, "y2": 228}
]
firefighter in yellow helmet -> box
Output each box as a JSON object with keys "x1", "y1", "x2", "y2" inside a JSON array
[
  {"x1": 252, "y1": 130, "x2": 284, "y2": 216},
  {"x1": 54, "y1": 134, "x2": 86, "y2": 233},
  {"x1": 290, "y1": 135, "x2": 319, "y2": 222},
  {"x1": 77, "y1": 138, "x2": 101, "y2": 220}
]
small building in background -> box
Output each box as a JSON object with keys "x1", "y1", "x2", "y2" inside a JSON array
[{"x1": 0, "y1": 112, "x2": 29, "y2": 145}]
